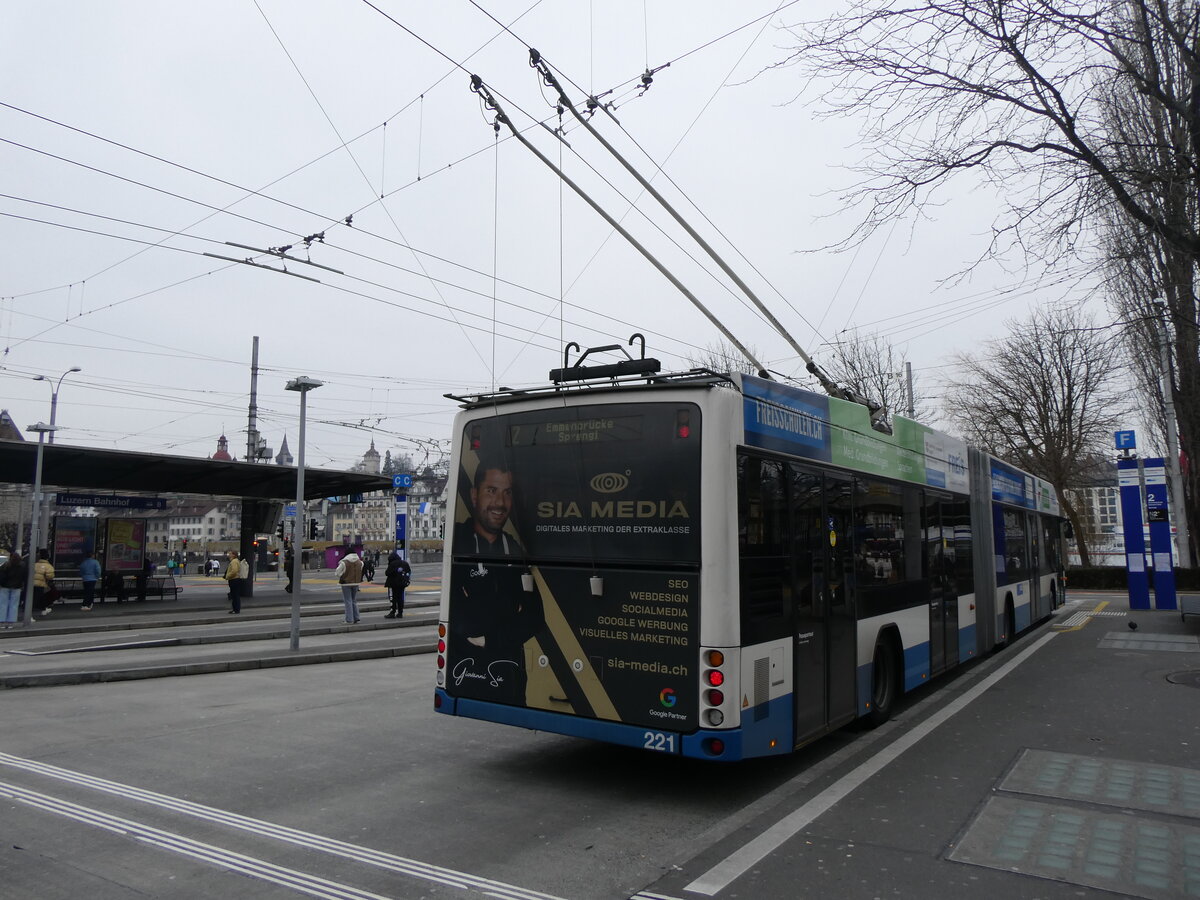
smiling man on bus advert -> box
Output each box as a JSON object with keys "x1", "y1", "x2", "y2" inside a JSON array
[{"x1": 449, "y1": 456, "x2": 544, "y2": 705}]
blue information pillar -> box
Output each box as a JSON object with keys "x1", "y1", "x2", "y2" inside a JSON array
[
  {"x1": 394, "y1": 493, "x2": 407, "y2": 554},
  {"x1": 1143, "y1": 458, "x2": 1178, "y2": 610},
  {"x1": 1117, "y1": 458, "x2": 1151, "y2": 610}
]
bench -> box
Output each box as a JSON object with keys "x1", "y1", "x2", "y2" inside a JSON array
[{"x1": 53, "y1": 575, "x2": 180, "y2": 602}]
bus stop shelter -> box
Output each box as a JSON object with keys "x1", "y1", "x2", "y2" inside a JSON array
[{"x1": 0, "y1": 439, "x2": 392, "y2": 595}]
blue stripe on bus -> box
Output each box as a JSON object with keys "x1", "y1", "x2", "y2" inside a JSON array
[
  {"x1": 722, "y1": 695, "x2": 794, "y2": 760},
  {"x1": 436, "y1": 689, "x2": 792, "y2": 762},
  {"x1": 1015, "y1": 601, "x2": 1031, "y2": 632},
  {"x1": 856, "y1": 663, "x2": 872, "y2": 716},
  {"x1": 903, "y1": 642, "x2": 930, "y2": 691},
  {"x1": 437, "y1": 692, "x2": 680, "y2": 752},
  {"x1": 958, "y1": 624, "x2": 977, "y2": 662}
]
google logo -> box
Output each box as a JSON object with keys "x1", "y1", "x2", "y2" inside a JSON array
[{"x1": 659, "y1": 688, "x2": 677, "y2": 708}]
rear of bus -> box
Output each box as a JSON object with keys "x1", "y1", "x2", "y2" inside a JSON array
[{"x1": 433, "y1": 393, "x2": 734, "y2": 756}]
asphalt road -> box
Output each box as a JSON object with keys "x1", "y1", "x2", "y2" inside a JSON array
[{"x1": 0, "y1": 593, "x2": 1196, "y2": 900}]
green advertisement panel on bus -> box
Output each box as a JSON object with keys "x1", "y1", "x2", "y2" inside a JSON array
[
  {"x1": 739, "y1": 374, "x2": 969, "y2": 493},
  {"x1": 445, "y1": 402, "x2": 701, "y2": 730}
]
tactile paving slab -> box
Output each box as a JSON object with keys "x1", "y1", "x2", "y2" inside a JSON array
[
  {"x1": 950, "y1": 795, "x2": 1200, "y2": 899},
  {"x1": 950, "y1": 750, "x2": 1200, "y2": 898},
  {"x1": 1002, "y1": 749, "x2": 1200, "y2": 819},
  {"x1": 1097, "y1": 631, "x2": 1200, "y2": 652}
]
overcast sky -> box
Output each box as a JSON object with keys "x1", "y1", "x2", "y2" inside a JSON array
[{"x1": 0, "y1": 1, "x2": 1105, "y2": 473}]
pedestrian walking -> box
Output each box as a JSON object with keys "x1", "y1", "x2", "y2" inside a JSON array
[
  {"x1": 363, "y1": 553, "x2": 376, "y2": 583},
  {"x1": 383, "y1": 550, "x2": 411, "y2": 619},
  {"x1": 284, "y1": 547, "x2": 295, "y2": 593},
  {"x1": 334, "y1": 550, "x2": 364, "y2": 624},
  {"x1": 0, "y1": 552, "x2": 26, "y2": 628},
  {"x1": 79, "y1": 551, "x2": 101, "y2": 611},
  {"x1": 34, "y1": 549, "x2": 56, "y2": 616},
  {"x1": 223, "y1": 549, "x2": 245, "y2": 614}
]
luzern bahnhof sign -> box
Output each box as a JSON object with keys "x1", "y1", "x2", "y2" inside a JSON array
[{"x1": 56, "y1": 493, "x2": 168, "y2": 510}]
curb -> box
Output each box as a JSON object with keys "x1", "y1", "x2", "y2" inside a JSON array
[{"x1": 0, "y1": 641, "x2": 437, "y2": 689}]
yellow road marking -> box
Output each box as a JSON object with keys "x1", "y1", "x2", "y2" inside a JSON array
[{"x1": 1054, "y1": 599, "x2": 1110, "y2": 631}]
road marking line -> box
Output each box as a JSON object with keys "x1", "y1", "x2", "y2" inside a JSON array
[
  {"x1": 0, "y1": 753, "x2": 563, "y2": 900},
  {"x1": 683, "y1": 631, "x2": 1058, "y2": 896},
  {"x1": 0, "y1": 781, "x2": 401, "y2": 900}
]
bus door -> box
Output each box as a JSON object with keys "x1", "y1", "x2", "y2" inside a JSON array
[
  {"x1": 790, "y1": 467, "x2": 856, "y2": 745},
  {"x1": 825, "y1": 473, "x2": 857, "y2": 725},
  {"x1": 925, "y1": 496, "x2": 958, "y2": 677},
  {"x1": 1028, "y1": 512, "x2": 1045, "y2": 619}
]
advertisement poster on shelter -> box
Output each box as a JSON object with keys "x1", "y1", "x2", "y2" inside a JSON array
[{"x1": 105, "y1": 519, "x2": 146, "y2": 571}]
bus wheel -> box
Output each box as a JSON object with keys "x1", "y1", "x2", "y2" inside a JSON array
[{"x1": 867, "y1": 637, "x2": 899, "y2": 727}]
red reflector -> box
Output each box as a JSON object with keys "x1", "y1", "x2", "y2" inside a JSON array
[
  {"x1": 437, "y1": 656, "x2": 445, "y2": 669},
  {"x1": 704, "y1": 738, "x2": 725, "y2": 756},
  {"x1": 437, "y1": 640, "x2": 446, "y2": 653},
  {"x1": 707, "y1": 689, "x2": 724, "y2": 706},
  {"x1": 706, "y1": 670, "x2": 724, "y2": 687},
  {"x1": 471, "y1": 439, "x2": 481, "y2": 450},
  {"x1": 434, "y1": 693, "x2": 442, "y2": 709},
  {"x1": 677, "y1": 425, "x2": 690, "y2": 439}
]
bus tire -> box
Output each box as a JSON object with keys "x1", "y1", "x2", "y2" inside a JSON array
[{"x1": 867, "y1": 635, "x2": 900, "y2": 727}]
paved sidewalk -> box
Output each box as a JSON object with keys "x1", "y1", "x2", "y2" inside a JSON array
[{"x1": 0, "y1": 572, "x2": 441, "y2": 688}]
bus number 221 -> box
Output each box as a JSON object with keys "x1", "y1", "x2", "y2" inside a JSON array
[{"x1": 643, "y1": 731, "x2": 677, "y2": 753}]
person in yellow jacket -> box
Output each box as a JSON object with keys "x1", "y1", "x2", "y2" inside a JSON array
[
  {"x1": 34, "y1": 549, "x2": 56, "y2": 617},
  {"x1": 223, "y1": 549, "x2": 245, "y2": 614}
]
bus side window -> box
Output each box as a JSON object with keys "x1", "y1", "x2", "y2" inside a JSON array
[
  {"x1": 789, "y1": 465, "x2": 823, "y2": 616},
  {"x1": 737, "y1": 454, "x2": 790, "y2": 644}
]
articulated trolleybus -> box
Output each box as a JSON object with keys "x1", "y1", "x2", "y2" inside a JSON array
[{"x1": 433, "y1": 351, "x2": 1065, "y2": 761}]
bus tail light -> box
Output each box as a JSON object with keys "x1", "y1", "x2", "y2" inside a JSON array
[
  {"x1": 436, "y1": 622, "x2": 448, "y2": 684},
  {"x1": 700, "y1": 646, "x2": 733, "y2": 730},
  {"x1": 676, "y1": 409, "x2": 691, "y2": 439}
]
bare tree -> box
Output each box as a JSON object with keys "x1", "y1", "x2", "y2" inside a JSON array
[
  {"x1": 781, "y1": 0, "x2": 1200, "y2": 553},
  {"x1": 687, "y1": 341, "x2": 763, "y2": 376},
  {"x1": 942, "y1": 307, "x2": 1130, "y2": 565},
  {"x1": 1091, "y1": 13, "x2": 1199, "y2": 556},
  {"x1": 822, "y1": 329, "x2": 931, "y2": 427}
]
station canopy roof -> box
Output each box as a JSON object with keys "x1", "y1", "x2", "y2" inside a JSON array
[{"x1": 0, "y1": 440, "x2": 391, "y2": 501}]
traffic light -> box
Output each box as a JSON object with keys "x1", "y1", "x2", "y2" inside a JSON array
[
  {"x1": 163, "y1": 539, "x2": 168, "y2": 549},
  {"x1": 182, "y1": 538, "x2": 188, "y2": 550},
  {"x1": 276, "y1": 521, "x2": 285, "y2": 540},
  {"x1": 308, "y1": 517, "x2": 318, "y2": 540}
]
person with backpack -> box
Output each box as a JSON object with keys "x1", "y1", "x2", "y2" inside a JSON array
[
  {"x1": 334, "y1": 550, "x2": 365, "y2": 624},
  {"x1": 0, "y1": 552, "x2": 26, "y2": 628},
  {"x1": 383, "y1": 550, "x2": 411, "y2": 619}
]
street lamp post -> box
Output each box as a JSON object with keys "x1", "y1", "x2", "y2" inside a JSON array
[
  {"x1": 33, "y1": 367, "x2": 81, "y2": 555},
  {"x1": 285, "y1": 376, "x2": 323, "y2": 650},
  {"x1": 23, "y1": 422, "x2": 57, "y2": 627}
]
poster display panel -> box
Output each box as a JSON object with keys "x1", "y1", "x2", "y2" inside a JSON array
[
  {"x1": 52, "y1": 516, "x2": 98, "y2": 574},
  {"x1": 105, "y1": 519, "x2": 146, "y2": 571}
]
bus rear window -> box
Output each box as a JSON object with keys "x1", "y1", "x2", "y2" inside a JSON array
[{"x1": 452, "y1": 403, "x2": 701, "y2": 565}]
